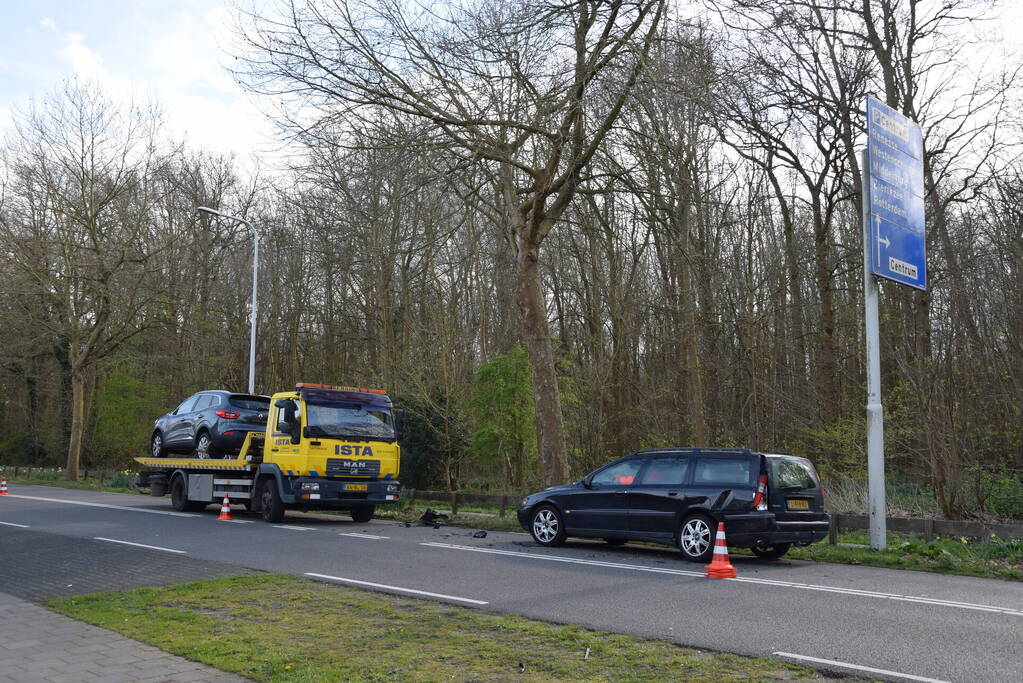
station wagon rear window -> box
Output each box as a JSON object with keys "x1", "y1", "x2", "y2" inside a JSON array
[
  {"x1": 692, "y1": 457, "x2": 752, "y2": 485},
  {"x1": 768, "y1": 456, "x2": 819, "y2": 490},
  {"x1": 636, "y1": 457, "x2": 689, "y2": 485}
]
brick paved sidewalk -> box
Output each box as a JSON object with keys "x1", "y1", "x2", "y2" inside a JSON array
[{"x1": 0, "y1": 592, "x2": 249, "y2": 683}]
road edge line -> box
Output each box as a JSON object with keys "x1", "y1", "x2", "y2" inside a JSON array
[
  {"x1": 772, "y1": 651, "x2": 949, "y2": 683},
  {"x1": 94, "y1": 537, "x2": 187, "y2": 554},
  {"x1": 304, "y1": 572, "x2": 488, "y2": 605}
]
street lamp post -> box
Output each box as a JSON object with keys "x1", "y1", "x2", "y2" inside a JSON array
[{"x1": 197, "y1": 206, "x2": 259, "y2": 395}]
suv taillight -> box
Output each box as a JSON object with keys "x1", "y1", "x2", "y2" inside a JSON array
[
  {"x1": 216, "y1": 410, "x2": 240, "y2": 419},
  {"x1": 753, "y1": 474, "x2": 768, "y2": 511}
]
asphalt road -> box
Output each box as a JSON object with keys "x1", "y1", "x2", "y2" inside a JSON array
[{"x1": 3, "y1": 485, "x2": 1022, "y2": 683}]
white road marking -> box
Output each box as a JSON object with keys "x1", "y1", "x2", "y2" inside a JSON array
[
  {"x1": 304, "y1": 572, "x2": 487, "y2": 605},
  {"x1": 0, "y1": 521, "x2": 29, "y2": 528},
  {"x1": 338, "y1": 532, "x2": 389, "y2": 540},
  {"x1": 773, "y1": 652, "x2": 950, "y2": 683},
  {"x1": 220, "y1": 519, "x2": 254, "y2": 524},
  {"x1": 7, "y1": 494, "x2": 197, "y2": 517},
  {"x1": 421, "y1": 543, "x2": 1023, "y2": 617},
  {"x1": 272, "y1": 525, "x2": 315, "y2": 531},
  {"x1": 422, "y1": 542, "x2": 705, "y2": 577},
  {"x1": 94, "y1": 537, "x2": 187, "y2": 554}
]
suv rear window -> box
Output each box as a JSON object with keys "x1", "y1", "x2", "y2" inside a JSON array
[
  {"x1": 229, "y1": 395, "x2": 270, "y2": 411},
  {"x1": 693, "y1": 457, "x2": 752, "y2": 485},
  {"x1": 768, "y1": 456, "x2": 819, "y2": 490}
]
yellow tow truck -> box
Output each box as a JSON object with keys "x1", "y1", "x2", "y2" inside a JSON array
[{"x1": 136, "y1": 383, "x2": 403, "y2": 522}]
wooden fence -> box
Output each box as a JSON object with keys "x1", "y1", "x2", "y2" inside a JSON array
[{"x1": 829, "y1": 512, "x2": 1023, "y2": 542}]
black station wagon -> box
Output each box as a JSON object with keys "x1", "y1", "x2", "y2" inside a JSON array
[{"x1": 517, "y1": 448, "x2": 830, "y2": 561}]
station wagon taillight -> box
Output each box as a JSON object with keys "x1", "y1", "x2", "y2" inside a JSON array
[
  {"x1": 753, "y1": 474, "x2": 768, "y2": 511},
  {"x1": 216, "y1": 410, "x2": 240, "y2": 419}
]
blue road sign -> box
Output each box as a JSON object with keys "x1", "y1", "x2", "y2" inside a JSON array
[{"x1": 866, "y1": 96, "x2": 927, "y2": 290}]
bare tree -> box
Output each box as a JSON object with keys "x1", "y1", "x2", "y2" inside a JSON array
[
  {"x1": 0, "y1": 81, "x2": 168, "y2": 480},
  {"x1": 233, "y1": 0, "x2": 665, "y2": 485}
]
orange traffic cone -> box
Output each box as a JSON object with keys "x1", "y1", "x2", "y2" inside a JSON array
[
  {"x1": 217, "y1": 493, "x2": 233, "y2": 521},
  {"x1": 704, "y1": 522, "x2": 737, "y2": 579},
  {"x1": 0, "y1": 476, "x2": 8, "y2": 495}
]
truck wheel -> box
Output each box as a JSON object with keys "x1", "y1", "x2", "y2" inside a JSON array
[
  {"x1": 170, "y1": 475, "x2": 206, "y2": 512},
  {"x1": 350, "y1": 505, "x2": 375, "y2": 523},
  {"x1": 151, "y1": 432, "x2": 166, "y2": 458},
  {"x1": 259, "y1": 478, "x2": 285, "y2": 523}
]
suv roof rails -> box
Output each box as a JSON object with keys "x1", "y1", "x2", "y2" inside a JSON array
[{"x1": 631, "y1": 446, "x2": 754, "y2": 456}]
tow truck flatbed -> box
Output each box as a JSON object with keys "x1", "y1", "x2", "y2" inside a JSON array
[{"x1": 135, "y1": 457, "x2": 255, "y2": 471}]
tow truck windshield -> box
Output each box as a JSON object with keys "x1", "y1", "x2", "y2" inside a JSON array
[{"x1": 305, "y1": 401, "x2": 395, "y2": 441}]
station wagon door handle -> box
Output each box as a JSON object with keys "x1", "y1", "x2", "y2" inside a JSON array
[
  {"x1": 668, "y1": 491, "x2": 679, "y2": 496},
  {"x1": 615, "y1": 490, "x2": 629, "y2": 495}
]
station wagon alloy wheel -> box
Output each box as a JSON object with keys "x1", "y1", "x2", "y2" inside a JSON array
[
  {"x1": 530, "y1": 506, "x2": 566, "y2": 546},
  {"x1": 679, "y1": 515, "x2": 714, "y2": 562}
]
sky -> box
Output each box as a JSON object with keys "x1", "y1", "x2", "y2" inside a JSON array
[
  {"x1": 1, "y1": 1, "x2": 1021, "y2": 171},
  {"x1": 0, "y1": 0, "x2": 279, "y2": 168}
]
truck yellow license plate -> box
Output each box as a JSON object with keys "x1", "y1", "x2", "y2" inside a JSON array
[
  {"x1": 345, "y1": 484, "x2": 368, "y2": 491},
  {"x1": 787, "y1": 499, "x2": 809, "y2": 510}
]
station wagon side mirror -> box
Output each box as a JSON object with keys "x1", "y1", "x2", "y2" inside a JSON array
[{"x1": 582, "y1": 474, "x2": 594, "y2": 488}]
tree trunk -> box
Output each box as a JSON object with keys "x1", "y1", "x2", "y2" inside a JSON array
[
  {"x1": 514, "y1": 235, "x2": 569, "y2": 487},
  {"x1": 812, "y1": 203, "x2": 837, "y2": 421},
  {"x1": 65, "y1": 368, "x2": 86, "y2": 482}
]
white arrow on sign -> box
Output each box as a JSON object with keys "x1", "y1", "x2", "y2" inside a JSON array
[{"x1": 878, "y1": 234, "x2": 890, "y2": 248}]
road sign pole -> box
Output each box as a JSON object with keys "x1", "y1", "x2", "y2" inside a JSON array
[{"x1": 861, "y1": 149, "x2": 887, "y2": 550}]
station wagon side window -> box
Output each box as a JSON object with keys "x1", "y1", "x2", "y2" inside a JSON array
[
  {"x1": 692, "y1": 457, "x2": 753, "y2": 486},
  {"x1": 635, "y1": 456, "x2": 689, "y2": 486},
  {"x1": 591, "y1": 460, "x2": 643, "y2": 486}
]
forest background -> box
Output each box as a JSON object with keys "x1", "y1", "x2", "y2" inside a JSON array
[{"x1": 1, "y1": 0, "x2": 1022, "y2": 521}]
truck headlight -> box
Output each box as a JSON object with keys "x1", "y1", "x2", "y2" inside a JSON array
[
  {"x1": 300, "y1": 482, "x2": 320, "y2": 492},
  {"x1": 387, "y1": 484, "x2": 400, "y2": 493}
]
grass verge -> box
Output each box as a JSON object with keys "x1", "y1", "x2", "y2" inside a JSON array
[
  {"x1": 782, "y1": 531, "x2": 1023, "y2": 581},
  {"x1": 6, "y1": 470, "x2": 136, "y2": 494},
  {"x1": 48, "y1": 574, "x2": 827, "y2": 682}
]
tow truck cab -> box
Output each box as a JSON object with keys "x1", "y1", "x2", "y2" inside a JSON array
[{"x1": 259, "y1": 383, "x2": 403, "y2": 513}]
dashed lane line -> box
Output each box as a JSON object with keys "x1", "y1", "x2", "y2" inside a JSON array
[
  {"x1": 304, "y1": 572, "x2": 488, "y2": 605},
  {"x1": 421, "y1": 542, "x2": 1023, "y2": 617},
  {"x1": 94, "y1": 537, "x2": 187, "y2": 554},
  {"x1": 0, "y1": 520, "x2": 30, "y2": 528},
  {"x1": 272, "y1": 525, "x2": 315, "y2": 531},
  {"x1": 338, "y1": 532, "x2": 389, "y2": 540},
  {"x1": 773, "y1": 652, "x2": 950, "y2": 683}
]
